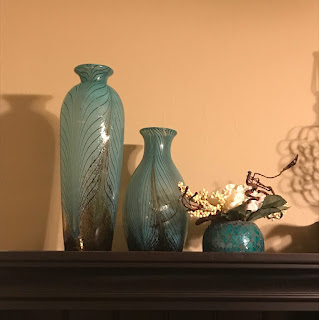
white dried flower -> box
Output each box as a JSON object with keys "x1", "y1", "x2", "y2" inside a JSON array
[
  {"x1": 178, "y1": 182, "x2": 219, "y2": 218},
  {"x1": 245, "y1": 190, "x2": 266, "y2": 212},
  {"x1": 209, "y1": 184, "x2": 248, "y2": 212}
]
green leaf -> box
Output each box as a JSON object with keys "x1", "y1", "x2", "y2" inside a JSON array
[
  {"x1": 261, "y1": 195, "x2": 287, "y2": 209},
  {"x1": 278, "y1": 205, "x2": 289, "y2": 210},
  {"x1": 221, "y1": 195, "x2": 289, "y2": 222},
  {"x1": 224, "y1": 203, "x2": 249, "y2": 221},
  {"x1": 246, "y1": 207, "x2": 283, "y2": 221}
]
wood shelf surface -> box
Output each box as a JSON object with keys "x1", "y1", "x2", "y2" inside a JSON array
[
  {"x1": 1, "y1": 250, "x2": 319, "y2": 264},
  {"x1": 0, "y1": 252, "x2": 318, "y2": 311}
]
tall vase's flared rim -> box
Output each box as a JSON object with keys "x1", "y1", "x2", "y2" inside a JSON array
[
  {"x1": 140, "y1": 127, "x2": 177, "y2": 137},
  {"x1": 74, "y1": 64, "x2": 114, "y2": 77}
]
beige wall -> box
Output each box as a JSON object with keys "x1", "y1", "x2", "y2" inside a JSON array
[{"x1": 0, "y1": 0, "x2": 318, "y2": 252}]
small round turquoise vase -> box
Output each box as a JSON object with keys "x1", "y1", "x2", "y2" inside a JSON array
[{"x1": 202, "y1": 220, "x2": 265, "y2": 252}]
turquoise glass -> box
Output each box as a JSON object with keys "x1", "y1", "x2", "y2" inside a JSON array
[
  {"x1": 123, "y1": 127, "x2": 188, "y2": 251},
  {"x1": 203, "y1": 220, "x2": 265, "y2": 252},
  {"x1": 60, "y1": 64, "x2": 124, "y2": 251}
]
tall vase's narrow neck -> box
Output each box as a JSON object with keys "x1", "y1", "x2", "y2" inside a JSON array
[
  {"x1": 74, "y1": 64, "x2": 113, "y2": 83},
  {"x1": 140, "y1": 127, "x2": 177, "y2": 161}
]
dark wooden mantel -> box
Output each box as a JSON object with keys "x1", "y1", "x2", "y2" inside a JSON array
[{"x1": 0, "y1": 251, "x2": 318, "y2": 314}]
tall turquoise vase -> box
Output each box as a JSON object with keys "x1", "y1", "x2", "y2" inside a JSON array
[
  {"x1": 123, "y1": 127, "x2": 188, "y2": 251},
  {"x1": 60, "y1": 64, "x2": 124, "y2": 251}
]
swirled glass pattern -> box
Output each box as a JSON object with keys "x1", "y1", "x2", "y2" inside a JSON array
[
  {"x1": 60, "y1": 64, "x2": 124, "y2": 251},
  {"x1": 123, "y1": 127, "x2": 188, "y2": 251}
]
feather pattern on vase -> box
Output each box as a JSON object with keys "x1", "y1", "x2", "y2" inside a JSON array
[
  {"x1": 123, "y1": 127, "x2": 188, "y2": 251},
  {"x1": 60, "y1": 64, "x2": 124, "y2": 251}
]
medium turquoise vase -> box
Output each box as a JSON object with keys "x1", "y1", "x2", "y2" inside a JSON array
[
  {"x1": 60, "y1": 64, "x2": 124, "y2": 251},
  {"x1": 123, "y1": 127, "x2": 188, "y2": 251},
  {"x1": 203, "y1": 220, "x2": 265, "y2": 252}
]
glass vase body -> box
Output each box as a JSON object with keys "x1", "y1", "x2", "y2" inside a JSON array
[
  {"x1": 123, "y1": 127, "x2": 188, "y2": 251},
  {"x1": 203, "y1": 220, "x2": 265, "y2": 252},
  {"x1": 60, "y1": 64, "x2": 124, "y2": 251}
]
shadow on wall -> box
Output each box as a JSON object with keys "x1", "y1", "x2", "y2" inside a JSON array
[
  {"x1": 266, "y1": 52, "x2": 319, "y2": 253},
  {"x1": 266, "y1": 222, "x2": 319, "y2": 253},
  {"x1": 112, "y1": 144, "x2": 143, "y2": 251},
  {"x1": 183, "y1": 218, "x2": 207, "y2": 252},
  {"x1": 0, "y1": 94, "x2": 58, "y2": 250},
  {"x1": 277, "y1": 98, "x2": 319, "y2": 213}
]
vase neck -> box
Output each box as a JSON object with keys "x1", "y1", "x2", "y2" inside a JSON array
[
  {"x1": 140, "y1": 127, "x2": 177, "y2": 161},
  {"x1": 74, "y1": 64, "x2": 113, "y2": 83}
]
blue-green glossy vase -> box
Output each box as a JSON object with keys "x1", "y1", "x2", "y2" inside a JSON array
[
  {"x1": 203, "y1": 220, "x2": 265, "y2": 252},
  {"x1": 60, "y1": 64, "x2": 124, "y2": 251},
  {"x1": 123, "y1": 127, "x2": 188, "y2": 251}
]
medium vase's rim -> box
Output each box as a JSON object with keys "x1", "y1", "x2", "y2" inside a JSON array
[
  {"x1": 75, "y1": 63, "x2": 113, "y2": 71},
  {"x1": 74, "y1": 64, "x2": 114, "y2": 81},
  {"x1": 140, "y1": 127, "x2": 177, "y2": 137}
]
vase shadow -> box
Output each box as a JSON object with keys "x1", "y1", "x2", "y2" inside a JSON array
[
  {"x1": 265, "y1": 222, "x2": 319, "y2": 253},
  {"x1": 112, "y1": 143, "x2": 143, "y2": 251},
  {"x1": 0, "y1": 94, "x2": 57, "y2": 250},
  {"x1": 183, "y1": 219, "x2": 207, "y2": 252}
]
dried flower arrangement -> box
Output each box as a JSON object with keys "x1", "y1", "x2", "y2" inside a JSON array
[{"x1": 178, "y1": 156, "x2": 298, "y2": 225}]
